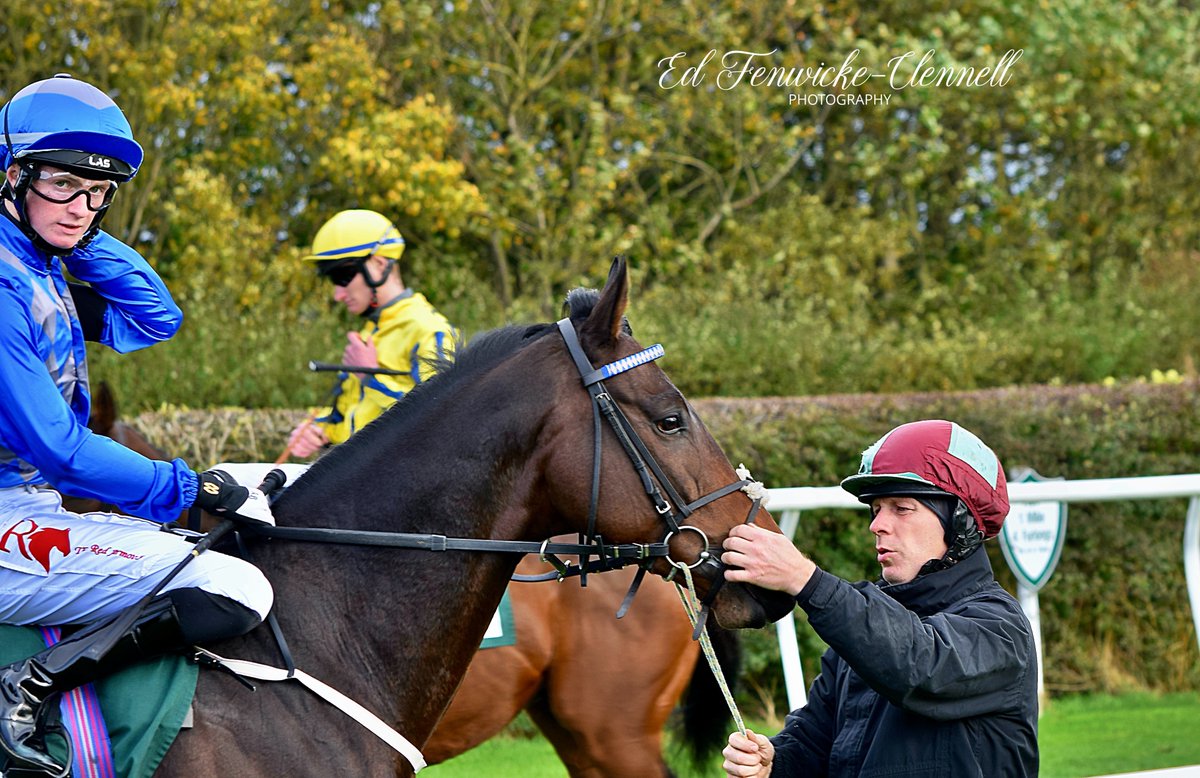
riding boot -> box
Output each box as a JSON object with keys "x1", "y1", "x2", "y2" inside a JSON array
[{"x1": 0, "y1": 596, "x2": 188, "y2": 776}]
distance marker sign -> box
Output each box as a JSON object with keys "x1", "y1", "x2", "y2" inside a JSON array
[{"x1": 1000, "y1": 468, "x2": 1067, "y2": 591}]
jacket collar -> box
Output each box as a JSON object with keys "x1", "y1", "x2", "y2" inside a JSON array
[
  {"x1": 0, "y1": 212, "x2": 57, "y2": 273},
  {"x1": 879, "y1": 545, "x2": 995, "y2": 616},
  {"x1": 365, "y1": 288, "x2": 414, "y2": 324}
]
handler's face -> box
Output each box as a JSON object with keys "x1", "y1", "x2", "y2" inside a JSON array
[{"x1": 868, "y1": 496, "x2": 948, "y2": 584}]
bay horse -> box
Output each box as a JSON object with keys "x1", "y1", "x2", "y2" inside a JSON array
[
  {"x1": 425, "y1": 554, "x2": 741, "y2": 777},
  {"x1": 150, "y1": 258, "x2": 793, "y2": 776}
]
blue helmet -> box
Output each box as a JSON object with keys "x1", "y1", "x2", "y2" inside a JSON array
[
  {"x1": 2, "y1": 75, "x2": 143, "y2": 252},
  {"x1": 2, "y1": 74, "x2": 143, "y2": 181}
]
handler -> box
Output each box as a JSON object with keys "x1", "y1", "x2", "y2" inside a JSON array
[
  {"x1": 284, "y1": 209, "x2": 456, "y2": 459},
  {"x1": 0, "y1": 75, "x2": 276, "y2": 776},
  {"x1": 720, "y1": 419, "x2": 1038, "y2": 776}
]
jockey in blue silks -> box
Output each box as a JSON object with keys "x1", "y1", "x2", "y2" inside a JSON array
[{"x1": 0, "y1": 75, "x2": 275, "y2": 776}]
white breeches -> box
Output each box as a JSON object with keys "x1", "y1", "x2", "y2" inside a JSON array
[{"x1": 0, "y1": 485, "x2": 273, "y2": 626}]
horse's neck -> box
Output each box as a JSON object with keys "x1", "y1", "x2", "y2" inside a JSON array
[{"x1": 255, "y1": 371, "x2": 561, "y2": 744}]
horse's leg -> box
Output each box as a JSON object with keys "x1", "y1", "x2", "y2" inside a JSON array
[
  {"x1": 422, "y1": 558, "x2": 560, "y2": 764},
  {"x1": 525, "y1": 693, "x2": 600, "y2": 776},
  {"x1": 421, "y1": 646, "x2": 543, "y2": 763},
  {"x1": 535, "y1": 568, "x2": 699, "y2": 778}
]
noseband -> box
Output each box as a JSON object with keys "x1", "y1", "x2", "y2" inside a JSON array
[{"x1": 551, "y1": 319, "x2": 763, "y2": 600}]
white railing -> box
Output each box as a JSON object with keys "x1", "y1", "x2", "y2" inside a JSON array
[{"x1": 765, "y1": 474, "x2": 1200, "y2": 711}]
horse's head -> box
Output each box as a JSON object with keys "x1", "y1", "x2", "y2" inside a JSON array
[
  {"x1": 543, "y1": 258, "x2": 795, "y2": 630},
  {"x1": 88, "y1": 380, "x2": 118, "y2": 437}
]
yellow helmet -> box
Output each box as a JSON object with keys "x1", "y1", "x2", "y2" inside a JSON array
[{"x1": 302, "y1": 209, "x2": 406, "y2": 263}]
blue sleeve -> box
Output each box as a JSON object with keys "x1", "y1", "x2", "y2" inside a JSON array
[
  {"x1": 0, "y1": 284, "x2": 197, "y2": 522},
  {"x1": 62, "y1": 231, "x2": 183, "y2": 353}
]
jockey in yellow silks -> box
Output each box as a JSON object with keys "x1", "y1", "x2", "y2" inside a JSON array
[{"x1": 286, "y1": 209, "x2": 457, "y2": 457}]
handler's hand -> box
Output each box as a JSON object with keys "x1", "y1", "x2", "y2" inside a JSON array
[
  {"x1": 723, "y1": 729, "x2": 774, "y2": 777},
  {"x1": 287, "y1": 421, "x2": 330, "y2": 459},
  {"x1": 722, "y1": 523, "x2": 815, "y2": 596},
  {"x1": 343, "y1": 332, "x2": 378, "y2": 377}
]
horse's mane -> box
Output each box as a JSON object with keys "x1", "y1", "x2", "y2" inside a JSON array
[{"x1": 285, "y1": 288, "x2": 608, "y2": 495}]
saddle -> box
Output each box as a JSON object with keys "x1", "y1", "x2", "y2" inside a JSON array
[{"x1": 0, "y1": 626, "x2": 196, "y2": 778}]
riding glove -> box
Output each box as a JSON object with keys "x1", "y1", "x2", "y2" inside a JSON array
[{"x1": 193, "y1": 469, "x2": 277, "y2": 526}]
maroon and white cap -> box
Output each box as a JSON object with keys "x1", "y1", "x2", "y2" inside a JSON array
[{"x1": 840, "y1": 419, "x2": 1009, "y2": 538}]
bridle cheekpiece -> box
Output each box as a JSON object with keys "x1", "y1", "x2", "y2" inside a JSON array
[{"x1": 553, "y1": 319, "x2": 764, "y2": 610}]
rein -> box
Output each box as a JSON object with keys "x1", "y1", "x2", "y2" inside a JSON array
[
  {"x1": 251, "y1": 525, "x2": 667, "y2": 577},
  {"x1": 245, "y1": 320, "x2": 759, "y2": 585}
]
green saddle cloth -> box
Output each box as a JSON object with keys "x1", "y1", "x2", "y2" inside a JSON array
[
  {"x1": 479, "y1": 587, "x2": 516, "y2": 649},
  {"x1": 0, "y1": 625, "x2": 197, "y2": 778}
]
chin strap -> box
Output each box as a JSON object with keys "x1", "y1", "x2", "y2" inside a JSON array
[
  {"x1": 1, "y1": 166, "x2": 106, "y2": 255},
  {"x1": 923, "y1": 500, "x2": 984, "y2": 577},
  {"x1": 1, "y1": 177, "x2": 41, "y2": 247},
  {"x1": 364, "y1": 260, "x2": 395, "y2": 310}
]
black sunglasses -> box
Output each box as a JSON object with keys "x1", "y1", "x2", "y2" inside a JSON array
[{"x1": 322, "y1": 261, "x2": 364, "y2": 287}]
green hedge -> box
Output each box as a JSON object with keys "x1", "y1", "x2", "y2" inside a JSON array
[
  {"x1": 126, "y1": 379, "x2": 1200, "y2": 712},
  {"x1": 692, "y1": 381, "x2": 1200, "y2": 713}
]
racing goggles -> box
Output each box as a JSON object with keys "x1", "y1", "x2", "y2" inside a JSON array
[{"x1": 30, "y1": 168, "x2": 118, "y2": 212}]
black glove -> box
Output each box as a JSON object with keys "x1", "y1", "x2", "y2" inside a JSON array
[{"x1": 193, "y1": 470, "x2": 276, "y2": 526}]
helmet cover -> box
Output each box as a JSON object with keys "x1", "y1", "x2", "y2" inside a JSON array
[
  {"x1": 303, "y1": 209, "x2": 405, "y2": 264},
  {"x1": 2, "y1": 74, "x2": 142, "y2": 181},
  {"x1": 841, "y1": 419, "x2": 1009, "y2": 538}
]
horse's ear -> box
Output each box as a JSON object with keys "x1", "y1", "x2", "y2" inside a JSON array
[
  {"x1": 90, "y1": 380, "x2": 116, "y2": 435},
  {"x1": 581, "y1": 257, "x2": 629, "y2": 348}
]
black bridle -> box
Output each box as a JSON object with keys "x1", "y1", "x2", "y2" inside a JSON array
[
  {"x1": 251, "y1": 319, "x2": 763, "y2": 597},
  {"x1": 549, "y1": 319, "x2": 762, "y2": 588}
]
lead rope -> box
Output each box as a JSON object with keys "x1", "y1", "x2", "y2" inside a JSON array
[
  {"x1": 668, "y1": 464, "x2": 769, "y2": 737},
  {"x1": 674, "y1": 564, "x2": 746, "y2": 736}
]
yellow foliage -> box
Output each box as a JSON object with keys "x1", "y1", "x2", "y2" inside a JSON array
[{"x1": 315, "y1": 97, "x2": 489, "y2": 240}]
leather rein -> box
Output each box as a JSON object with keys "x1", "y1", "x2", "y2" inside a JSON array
[{"x1": 250, "y1": 319, "x2": 761, "y2": 598}]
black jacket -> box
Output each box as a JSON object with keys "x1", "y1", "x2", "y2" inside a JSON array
[{"x1": 770, "y1": 548, "x2": 1038, "y2": 777}]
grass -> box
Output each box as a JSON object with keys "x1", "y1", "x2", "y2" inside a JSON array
[
  {"x1": 423, "y1": 736, "x2": 568, "y2": 778},
  {"x1": 423, "y1": 693, "x2": 1200, "y2": 778},
  {"x1": 1039, "y1": 692, "x2": 1200, "y2": 777}
]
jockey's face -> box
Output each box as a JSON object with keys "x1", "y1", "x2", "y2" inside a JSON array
[
  {"x1": 5, "y1": 164, "x2": 102, "y2": 250},
  {"x1": 868, "y1": 496, "x2": 949, "y2": 584},
  {"x1": 331, "y1": 254, "x2": 389, "y2": 316}
]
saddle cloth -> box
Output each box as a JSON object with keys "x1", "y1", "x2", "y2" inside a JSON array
[
  {"x1": 0, "y1": 625, "x2": 197, "y2": 778},
  {"x1": 479, "y1": 588, "x2": 516, "y2": 650}
]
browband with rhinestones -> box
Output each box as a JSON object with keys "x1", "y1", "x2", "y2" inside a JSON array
[{"x1": 582, "y1": 344, "x2": 665, "y2": 386}]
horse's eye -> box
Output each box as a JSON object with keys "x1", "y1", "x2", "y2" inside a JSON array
[{"x1": 655, "y1": 414, "x2": 686, "y2": 435}]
